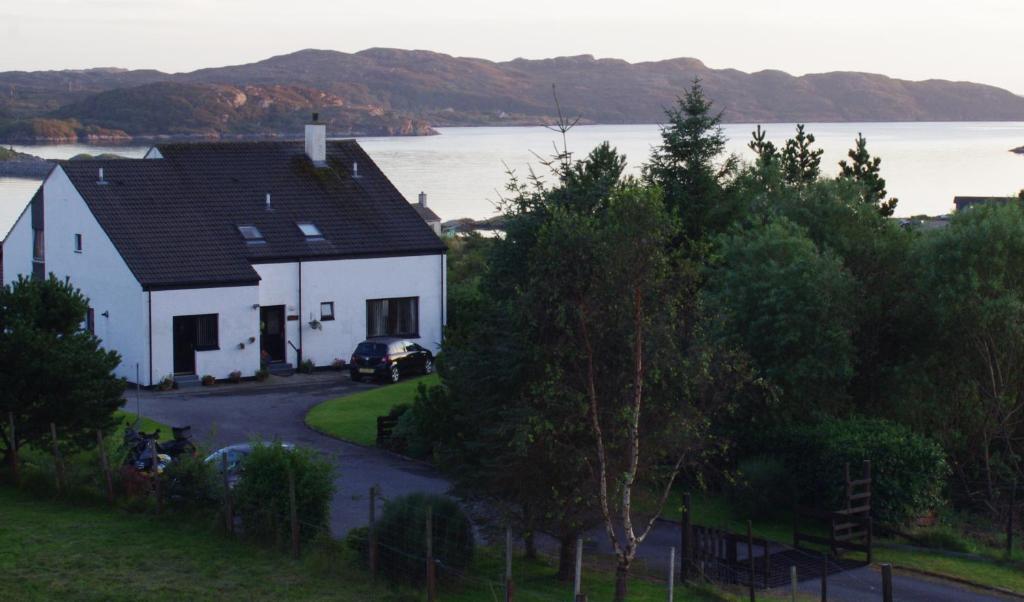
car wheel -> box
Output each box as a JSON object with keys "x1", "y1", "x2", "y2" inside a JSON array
[
  {"x1": 390, "y1": 365, "x2": 400, "y2": 384},
  {"x1": 424, "y1": 359, "x2": 434, "y2": 375}
]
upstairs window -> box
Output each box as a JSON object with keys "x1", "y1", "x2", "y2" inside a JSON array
[
  {"x1": 366, "y1": 297, "x2": 419, "y2": 338},
  {"x1": 74, "y1": 233, "x2": 83, "y2": 253},
  {"x1": 297, "y1": 222, "x2": 323, "y2": 240},
  {"x1": 320, "y1": 302, "x2": 335, "y2": 321},
  {"x1": 237, "y1": 225, "x2": 265, "y2": 243}
]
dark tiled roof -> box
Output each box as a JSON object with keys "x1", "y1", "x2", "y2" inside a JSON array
[
  {"x1": 59, "y1": 140, "x2": 444, "y2": 289},
  {"x1": 412, "y1": 203, "x2": 441, "y2": 222},
  {"x1": 953, "y1": 196, "x2": 1017, "y2": 210}
]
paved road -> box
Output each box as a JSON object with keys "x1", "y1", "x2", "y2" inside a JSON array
[
  {"x1": 135, "y1": 376, "x2": 1016, "y2": 602},
  {"x1": 133, "y1": 374, "x2": 450, "y2": 536}
]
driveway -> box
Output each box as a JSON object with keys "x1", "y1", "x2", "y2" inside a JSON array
[{"x1": 133, "y1": 374, "x2": 450, "y2": 537}]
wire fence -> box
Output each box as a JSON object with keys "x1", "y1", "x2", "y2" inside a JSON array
[{"x1": 4, "y1": 415, "x2": 1021, "y2": 601}]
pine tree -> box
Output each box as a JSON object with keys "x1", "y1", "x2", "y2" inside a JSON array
[
  {"x1": 749, "y1": 124, "x2": 778, "y2": 168},
  {"x1": 839, "y1": 133, "x2": 898, "y2": 216},
  {"x1": 781, "y1": 124, "x2": 823, "y2": 186}
]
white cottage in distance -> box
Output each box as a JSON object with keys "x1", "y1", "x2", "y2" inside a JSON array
[{"x1": 1, "y1": 118, "x2": 447, "y2": 386}]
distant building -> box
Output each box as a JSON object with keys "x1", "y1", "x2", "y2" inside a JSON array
[
  {"x1": 412, "y1": 191, "x2": 442, "y2": 235},
  {"x1": 953, "y1": 196, "x2": 1019, "y2": 212}
]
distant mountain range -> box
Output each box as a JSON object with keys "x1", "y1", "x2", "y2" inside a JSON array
[{"x1": 2, "y1": 48, "x2": 1024, "y2": 143}]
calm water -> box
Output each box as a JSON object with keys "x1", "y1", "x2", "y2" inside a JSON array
[{"x1": 2, "y1": 122, "x2": 1023, "y2": 235}]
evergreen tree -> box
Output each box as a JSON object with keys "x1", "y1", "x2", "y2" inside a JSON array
[
  {"x1": 839, "y1": 132, "x2": 898, "y2": 216},
  {"x1": 781, "y1": 124, "x2": 823, "y2": 186},
  {"x1": 749, "y1": 124, "x2": 778, "y2": 168},
  {"x1": 644, "y1": 78, "x2": 738, "y2": 241}
]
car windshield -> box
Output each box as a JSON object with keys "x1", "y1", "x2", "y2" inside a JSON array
[{"x1": 355, "y1": 342, "x2": 387, "y2": 356}]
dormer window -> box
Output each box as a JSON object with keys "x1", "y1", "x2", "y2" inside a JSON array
[
  {"x1": 297, "y1": 222, "x2": 323, "y2": 240},
  {"x1": 237, "y1": 225, "x2": 265, "y2": 243}
]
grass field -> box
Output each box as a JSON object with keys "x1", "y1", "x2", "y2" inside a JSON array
[{"x1": 305, "y1": 375, "x2": 440, "y2": 446}]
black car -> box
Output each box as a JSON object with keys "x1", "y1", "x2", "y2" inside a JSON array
[{"x1": 349, "y1": 337, "x2": 434, "y2": 383}]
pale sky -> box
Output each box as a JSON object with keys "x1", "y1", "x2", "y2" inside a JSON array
[{"x1": 3, "y1": 0, "x2": 1023, "y2": 94}]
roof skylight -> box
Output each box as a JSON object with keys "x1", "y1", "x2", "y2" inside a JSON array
[
  {"x1": 297, "y1": 222, "x2": 323, "y2": 239},
  {"x1": 238, "y1": 225, "x2": 265, "y2": 242}
]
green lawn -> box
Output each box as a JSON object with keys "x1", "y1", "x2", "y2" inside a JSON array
[{"x1": 306, "y1": 375, "x2": 440, "y2": 446}]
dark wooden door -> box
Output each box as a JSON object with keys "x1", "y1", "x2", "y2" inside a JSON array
[
  {"x1": 260, "y1": 305, "x2": 286, "y2": 362},
  {"x1": 172, "y1": 315, "x2": 196, "y2": 374}
]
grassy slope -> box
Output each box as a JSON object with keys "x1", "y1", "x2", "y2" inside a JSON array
[
  {"x1": 305, "y1": 375, "x2": 440, "y2": 446},
  {"x1": 0, "y1": 488, "x2": 380, "y2": 601}
]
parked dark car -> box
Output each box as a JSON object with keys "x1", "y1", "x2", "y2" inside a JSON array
[{"x1": 349, "y1": 337, "x2": 434, "y2": 383}]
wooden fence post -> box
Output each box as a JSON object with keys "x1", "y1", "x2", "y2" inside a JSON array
[
  {"x1": 96, "y1": 430, "x2": 114, "y2": 504},
  {"x1": 820, "y1": 554, "x2": 828, "y2": 602},
  {"x1": 1009, "y1": 481, "x2": 1017, "y2": 559},
  {"x1": 667, "y1": 546, "x2": 675, "y2": 602},
  {"x1": 681, "y1": 492, "x2": 692, "y2": 582},
  {"x1": 505, "y1": 527, "x2": 514, "y2": 602},
  {"x1": 149, "y1": 439, "x2": 162, "y2": 514},
  {"x1": 426, "y1": 506, "x2": 436, "y2": 602},
  {"x1": 790, "y1": 565, "x2": 797, "y2": 602},
  {"x1": 747, "y1": 521, "x2": 755, "y2": 602},
  {"x1": 288, "y1": 465, "x2": 300, "y2": 559},
  {"x1": 881, "y1": 563, "x2": 893, "y2": 602},
  {"x1": 8, "y1": 412, "x2": 18, "y2": 485},
  {"x1": 574, "y1": 537, "x2": 585, "y2": 602},
  {"x1": 368, "y1": 485, "x2": 378, "y2": 576},
  {"x1": 763, "y1": 537, "x2": 771, "y2": 589},
  {"x1": 221, "y1": 452, "x2": 233, "y2": 535},
  {"x1": 50, "y1": 422, "x2": 64, "y2": 494}
]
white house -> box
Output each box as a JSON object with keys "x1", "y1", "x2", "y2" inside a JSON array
[{"x1": 1, "y1": 120, "x2": 447, "y2": 386}]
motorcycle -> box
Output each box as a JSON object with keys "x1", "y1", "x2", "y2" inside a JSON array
[{"x1": 122, "y1": 422, "x2": 196, "y2": 474}]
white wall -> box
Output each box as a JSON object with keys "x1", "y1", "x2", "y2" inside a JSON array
[
  {"x1": 3, "y1": 169, "x2": 152, "y2": 385},
  {"x1": 150, "y1": 285, "x2": 261, "y2": 382},
  {"x1": 1, "y1": 204, "x2": 32, "y2": 286},
  {"x1": 253, "y1": 252, "x2": 446, "y2": 368}
]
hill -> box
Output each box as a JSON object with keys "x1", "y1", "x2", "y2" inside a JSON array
[{"x1": 2, "y1": 48, "x2": 1024, "y2": 142}]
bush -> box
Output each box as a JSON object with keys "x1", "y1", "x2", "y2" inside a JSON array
[
  {"x1": 331, "y1": 358, "x2": 345, "y2": 371},
  {"x1": 759, "y1": 417, "x2": 948, "y2": 525},
  {"x1": 728, "y1": 455, "x2": 794, "y2": 520},
  {"x1": 233, "y1": 442, "x2": 335, "y2": 546},
  {"x1": 299, "y1": 359, "x2": 316, "y2": 374},
  {"x1": 163, "y1": 451, "x2": 220, "y2": 511},
  {"x1": 158, "y1": 375, "x2": 175, "y2": 390},
  {"x1": 228, "y1": 370, "x2": 242, "y2": 384},
  {"x1": 376, "y1": 492, "x2": 474, "y2": 586},
  {"x1": 254, "y1": 368, "x2": 269, "y2": 381},
  {"x1": 201, "y1": 374, "x2": 216, "y2": 386}
]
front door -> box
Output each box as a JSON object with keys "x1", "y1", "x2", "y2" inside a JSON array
[
  {"x1": 172, "y1": 315, "x2": 197, "y2": 374},
  {"x1": 260, "y1": 305, "x2": 286, "y2": 363}
]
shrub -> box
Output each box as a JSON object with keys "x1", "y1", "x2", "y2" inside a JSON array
[
  {"x1": 163, "y1": 451, "x2": 220, "y2": 511},
  {"x1": 254, "y1": 368, "x2": 269, "y2": 381},
  {"x1": 228, "y1": 370, "x2": 242, "y2": 384},
  {"x1": 158, "y1": 375, "x2": 175, "y2": 391},
  {"x1": 233, "y1": 442, "x2": 335, "y2": 546},
  {"x1": 299, "y1": 359, "x2": 316, "y2": 374},
  {"x1": 331, "y1": 358, "x2": 345, "y2": 371},
  {"x1": 759, "y1": 417, "x2": 948, "y2": 525},
  {"x1": 728, "y1": 455, "x2": 794, "y2": 520},
  {"x1": 375, "y1": 492, "x2": 474, "y2": 586},
  {"x1": 201, "y1": 374, "x2": 216, "y2": 386}
]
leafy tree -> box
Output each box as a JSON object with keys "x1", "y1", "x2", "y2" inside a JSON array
[
  {"x1": 644, "y1": 78, "x2": 738, "y2": 241},
  {"x1": 530, "y1": 184, "x2": 741, "y2": 600},
  {"x1": 906, "y1": 205, "x2": 1024, "y2": 510},
  {"x1": 0, "y1": 275, "x2": 124, "y2": 466},
  {"x1": 704, "y1": 218, "x2": 857, "y2": 418},
  {"x1": 781, "y1": 124, "x2": 823, "y2": 186},
  {"x1": 839, "y1": 132, "x2": 898, "y2": 216}
]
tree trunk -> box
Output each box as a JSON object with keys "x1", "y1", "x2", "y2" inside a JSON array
[
  {"x1": 614, "y1": 561, "x2": 630, "y2": 602},
  {"x1": 524, "y1": 530, "x2": 537, "y2": 560},
  {"x1": 557, "y1": 534, "x2": 576, "y2": 581}
]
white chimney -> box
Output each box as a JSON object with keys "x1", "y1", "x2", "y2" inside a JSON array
[
  {"x1": 304, "y1": 112, "x2": 326, "y2": 166},
  {"x1": 265, "y1": 193, "x2": 271, "y2": 210},
  {"x1": 97, "y1": 167, "x2": 106, "y2": 184},
  {"x1": 352, "y1": 161, "x2": 360, "y2": 178},
  {"x1": 418, "y1": 191, "x2": 427, "y2": 207}
]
